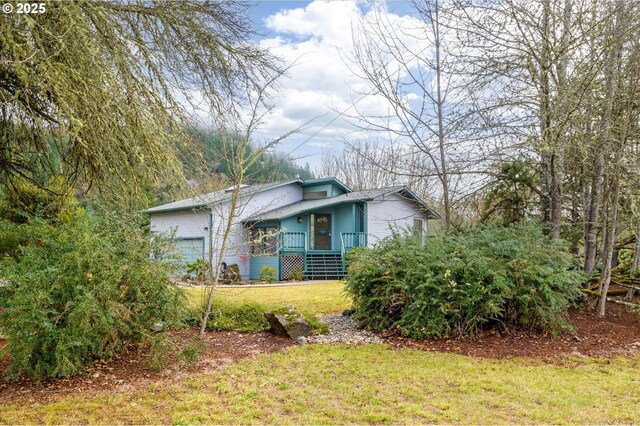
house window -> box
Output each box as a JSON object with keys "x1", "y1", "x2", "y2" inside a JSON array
[
  {"x1": 251, "y1": 226, "x2": 278, "y2": 255},
  {"x1": 413, "y1": 218, "x2": 424, "y2": 239},
  {"x1": 303, "y1": 191, "x2": 328, "y2": 200},
  {"x1": 358, "y1": 204, "x2": 365, "y2": 233}
]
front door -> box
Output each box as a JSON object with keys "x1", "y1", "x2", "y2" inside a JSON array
[{"x1": 314, "y1": 213, "x2": 331, "y2": 250}]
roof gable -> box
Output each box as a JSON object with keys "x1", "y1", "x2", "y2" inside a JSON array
[
  {"x1": 244, "y1": 186, "x2": 440, "y2": 222},
  {"x1": 300, "y1": 177, "x2": 352, "y2": 193},
  {"x1": 143, "y1": 179, "x2": 301, "y2": 214},
  {"x1": 143, "y1": 176, "x2": 354, "y2": 214}
]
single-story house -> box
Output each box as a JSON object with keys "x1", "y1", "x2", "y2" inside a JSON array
[{"x1": 145, "y1": 177, "x2": 439, "y2": 280}]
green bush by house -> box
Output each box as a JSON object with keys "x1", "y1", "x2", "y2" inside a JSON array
[
  {"x1": 185, "y1": 258, "x2": 211, "y2": 280},
  {"x1": 345, "y1": 222, "x2": 584, "y2": 339},
  {"x1": 0, "y1": 213, "x2": 187, "y2": 379},
  {"x1": 259, "y1": 265, "x2": 278, "y2": 283}
]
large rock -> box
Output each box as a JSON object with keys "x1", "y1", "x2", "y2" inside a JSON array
[
  {"x1": 221, "y1": 263, "x2": 241, "y2": 284},
  {"x1": 264, "y1": 306, "x2": 313, "y2": 340}
]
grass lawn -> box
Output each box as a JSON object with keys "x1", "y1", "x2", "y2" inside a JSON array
[
  {"x1": 3, "y1": 282, "x2": 640, "y2": 424},
  {"x1": 185, "y1": 281, "x2": 350, "y2": 317},
  {"x1": 2, "y1": 346, "x2": 639, "y2": 424}
]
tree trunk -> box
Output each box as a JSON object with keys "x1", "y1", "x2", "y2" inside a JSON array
[
  {"x1": 598, "y1": 175, "x2": 621, "y2": 317},
  {"x1": 548, "y1": 0, "x2": 573, "y2": 239},
  {"x1": 570, "y1": 189, "x2": 580, "y2": 255},
  {"x1": 434, "y1": 1, "x2": 451, "y2": 231},
  {"x1": 625, "y1": 221, "x2": 640, "y2": 301},
  {"x1": 538, "y1": 0, "x2": 561, "y2": 238},
  {"x1": 586, "y1": 0, "x2": 623, "y2": 275},
  {"x1": 200, "y1": 181, "x2": 242, "y2": 338}
]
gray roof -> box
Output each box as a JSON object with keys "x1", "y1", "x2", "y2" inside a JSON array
[
  {"x1": 143, "y1": 179, "x2": 301, "y2": 214},
  {"x1": 244, "y1": 186, "x2": 440, "y2": 222}
]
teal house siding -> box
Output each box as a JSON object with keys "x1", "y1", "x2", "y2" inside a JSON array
[
  {"x1": 275, "y1": 203, "x2": 358, "y2": 251},
  {"x1": 302, "y1": 183, "x2": 332, "y2": 195},
  {"x1": 249, "y1": 256, "x2": 279, "y2": 280},
  {"x1": 333, "y1": 203, "x2": 354, "y2": 248},
  {"x1": 280, "y1": 204, "x2": 353, "y2": 251},
  {"x1": 302, "y1": 183, "x2": 346, "y2": 197},
  {"x1": 281, "y1": 216, "x2": 307, "y2": 234}
]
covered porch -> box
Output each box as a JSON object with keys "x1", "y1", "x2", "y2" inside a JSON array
[
  {"x1": 278, "y1": 230, "x2": 368, "y2": 280},
  {"x1": 245, "y1": 201, "x2": 368, "y2": 280}
]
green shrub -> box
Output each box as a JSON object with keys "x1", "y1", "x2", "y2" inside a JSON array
[
  {"x1": 288, "y1": 268, "x2": 304, "y2": 281},
  {"x1": 345, "y1": 222, "x2": 583, "y2": 339},
  {"x1": 204, "y1": 300, "x2": 269, "y2": 332},
  {"x1": 196, "y1": 299, "x2": 327, "y2": 334},
  {"x1": 259, "y1": 266, "x2": 278, "y2": 283},
  {"x1": 0, "y1": 220, "x2": 28, "y2": 259},
  {"x1": 177, "y1": 339, "x2": 206, "y2": 365},
  {"x1": 0, "y1": 213, "x2": 187, "y2": 379},
  {"x1": 185, "y1": 258, "x2": 210, "y2": 280}
]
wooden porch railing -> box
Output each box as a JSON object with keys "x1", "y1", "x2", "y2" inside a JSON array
[
  {"x1": 340, "y1": 232, "x2": 368, "y2": 272},
  {"x1": 340, "y1": 232, "x2": 368, "y2": 250},
  {"x1": 280, "y1": 232, "x2": 307, "y2": 251}
]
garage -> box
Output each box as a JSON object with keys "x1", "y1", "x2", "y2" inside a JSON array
[{"x1": 174, "y1": 237, "x2": 204, "y2": 265}]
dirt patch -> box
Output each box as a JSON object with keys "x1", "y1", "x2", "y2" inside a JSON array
[
  {"x1": 0, "y1": 329, "x2": 293, "y2": 403},
  {"x1": 387, "y1": 303, "x2": 640, "y2": 359}
]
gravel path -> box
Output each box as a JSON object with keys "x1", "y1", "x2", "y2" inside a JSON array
[{"x1": 308, "y1": 314, "x2": 383, "y2": 344}]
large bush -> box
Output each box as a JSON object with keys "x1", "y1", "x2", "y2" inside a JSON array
[
  {"x1": 0, "y1": 213, "x2": 187, "y2": 379},
  {"x1": 345, "y1": 222, "x2": 583, "y2": 339}
]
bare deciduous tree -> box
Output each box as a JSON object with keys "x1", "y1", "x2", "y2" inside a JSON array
[{"x1": 345, "y1": 0, "x2": 460, "y2": 230}]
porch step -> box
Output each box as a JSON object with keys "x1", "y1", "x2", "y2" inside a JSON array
[{"x1": 304, "y1": 253, "x2": 345, "y2": 280}]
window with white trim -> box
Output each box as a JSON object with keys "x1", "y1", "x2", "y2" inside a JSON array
[{"x1": 413, "y1": 218, "x2": 424, "y2": 239}]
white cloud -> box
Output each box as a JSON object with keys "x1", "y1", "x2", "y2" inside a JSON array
[
  {"x1": 253, "y1": 1, "x2": 432, "y2": 167},
  {"x1": 308, "y1": 141, "x2": 333, "y2": 148},
  {"x1": 265, "y1": 1, "x2": 361, "y2": 48}
]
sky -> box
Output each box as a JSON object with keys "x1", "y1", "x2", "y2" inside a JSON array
[{"x1": 239, "y1": 1, "x2": 420, "y2": 172}]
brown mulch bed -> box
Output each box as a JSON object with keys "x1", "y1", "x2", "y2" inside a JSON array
[
  {"x1": 1, "y1": 303, "x2": 639, "y2": 403},
  {"x1": 387, "y1": 303, "x2": 640, "y2": 359},
  {"x1": 0, "y1": 329, "x2": 293, "y2": 403}
]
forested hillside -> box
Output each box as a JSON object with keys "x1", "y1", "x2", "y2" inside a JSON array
[{"x1": 146, "y1": 130, "x2": 314, "y2": 209}]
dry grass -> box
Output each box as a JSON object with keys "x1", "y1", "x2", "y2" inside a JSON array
[{"x1": 2, "y1": 345, "x2": 639, "y2": 424}]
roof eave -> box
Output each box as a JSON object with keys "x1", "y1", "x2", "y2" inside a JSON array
[
  {"x1": 243, "y1": 197, "x2": 374, "y2": 223},
  {"x1": 143, "y1": 205, "x2": 210, "y2": 214},
  {"x1": 397, "y1": 187, "x2": 442, "y2": 220},
  {"x1": 143, "y1": 178, "x2": 302, "y2": 215}
]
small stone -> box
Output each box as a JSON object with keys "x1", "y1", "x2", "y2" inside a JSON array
[
  {"x1": 297, "y1": 336, "x2": 307, "y2": 345},
  {"x1": 116, "y1": 383, "x2": 133, "y2": 392},
  {"x1": 150, "y1": 322, "x2": 164, "y2": 332},
  {"x1": 306, "y1": 314, "x2": 383, "y2": 345},
  {"x1": 356, "y1": 318, "x2": 368, "y2": 330}
]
